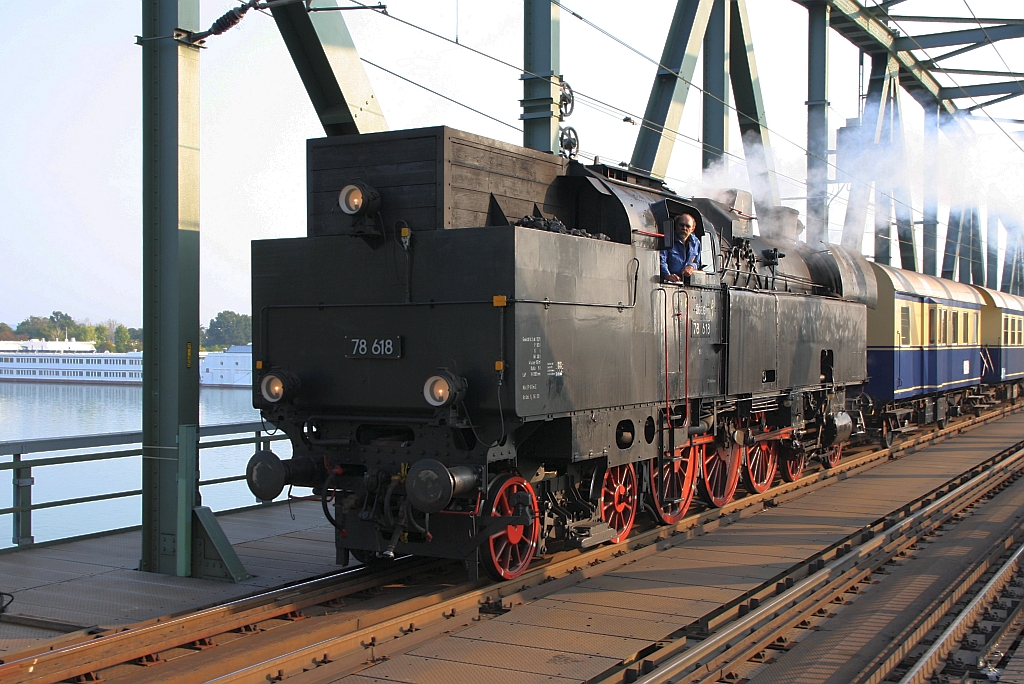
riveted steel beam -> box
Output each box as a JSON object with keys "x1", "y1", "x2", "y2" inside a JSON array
[
  {"x1": 631, "y1": 0, "x2": 714, "y2": 176},
  {"x1": 889, "y1": 16, "x2": 1024, "y2": 26},
  {"x1": 271, "y1": 0, "x2": 387, "y2": 136},
  {"x1": 940, "y1": 81, "x2": 1024, "y2": 100},
  {"x1": 894, "y1": 24, "x2": 1024, "y2": 51}
]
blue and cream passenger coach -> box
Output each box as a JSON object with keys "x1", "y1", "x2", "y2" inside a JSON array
[
  {"x1": 975, "y1": 286, "x2": 1024, "y2": 386},
  {"x1": 866, "y1": 264, "x2": 983, "y2": 405}
]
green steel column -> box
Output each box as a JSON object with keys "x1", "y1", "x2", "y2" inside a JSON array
[
  {"x1": 970, "y1": 207, "x2": 985, "y2": 285},
  {"x1": 874, "y1": 187, "x2": 891, "y2": 265},
  {"x1": 942, "y1": 205, "x2": 963, "y2": 280},
  {"x1": 729, "y1": 0, "x2": 781, "y2": 222},
  {"x1": 522, "y1": 0, "x2": 560, "y2": 154},
  {"x1": 840, "y1": 53, "x2": 888, "y2": 251},
  {"x1": 702, "y1": 0, "x2": 728, "y2": 173},
  {"x1": 806, "y1": 2, "x2": 829, "y2": 245},
  {"x1": 140, "y1": 0, "x2": 201, "y2": 575},
  {"x1": 958, "y1": 209, "x2": 973, "y2": 284},
  {"x1": 922, "y1": 103, "x2": 939, "y2": 275}
]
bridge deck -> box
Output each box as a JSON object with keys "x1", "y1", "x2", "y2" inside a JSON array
[
  {"x1": 327, "y1": 412, "x2": 1024, "y2": 684},
  {"x1": 0, "y1": 501, "x2": 336, "y2": 654}
]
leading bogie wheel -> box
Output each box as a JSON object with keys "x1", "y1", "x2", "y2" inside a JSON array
[
  {"x1": 880, "y1": 421, "x2": 895, "y2": 449},
  {"x1": 481, "y1": 474, "x2": 540, "y2": 581},
  {"x1": 780, "y1": 446, "x2": 805, "y2": 483},
  {"x1": 743, "y1": 440, "x2": 778, "y2": 494},
  {"x1": 699, "y1": 441, "x2": 743, "y2": 508},
  {"x1": 648, "y1": 444, "x2": 699, "y2": 525},
  {"x1": 601, "y1": 463, "x2": 639, "y2": 543}
]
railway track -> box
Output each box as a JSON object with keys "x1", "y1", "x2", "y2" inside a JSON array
[
  {"x1": 0, "y1": 402, "x2": 1020, "y2": 684},
  {"x1": 608, "y1": 438, "x2": 1024, "y2": 684}
]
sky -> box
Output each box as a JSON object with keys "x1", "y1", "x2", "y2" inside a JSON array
[{"x1": 2, "y1": 0, "x2": 1023, "y2": 328}]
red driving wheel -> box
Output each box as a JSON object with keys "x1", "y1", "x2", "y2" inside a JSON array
[
  {"x1": 744, "y1": 439, "x2": 779, "y2": 494},
  {"x1": 699, "y1": 441, "x2": 743, "y2": 508},
  {"x1": 481, "y1": 474, "x2": 539, "y2": 581},
  {"x1": 822, "y1": 443, "x2": 842, "y2": 469},
  {"x1": 648, "y1": 444, "x2": 699, "y2": 525},
  {"x1": 601, "y1": 463, "x2": 638, "y2": 543}
]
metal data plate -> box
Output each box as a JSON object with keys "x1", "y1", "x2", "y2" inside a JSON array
[{"x1": 344, "y1": 336, "x2": 402, "y2": 359}]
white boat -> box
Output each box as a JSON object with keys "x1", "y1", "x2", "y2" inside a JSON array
[
  {"x1": 0, "y1": 340, "x2": 142, "y2": 384},
  {"x1": 0, "y1": 340, "x2": 254, "y2": 387},
  {"x1": 199, "y1": 345, "x2": 253, "y2": 387}
]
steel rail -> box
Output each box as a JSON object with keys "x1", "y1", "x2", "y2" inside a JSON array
[
  {"x1": 897, "y1": 538, "x2": 1024, "y2": 683},
  {"x1": 0, "y1": 557, "x2": 448, "y2": 683},
  {"x1": 850, "y1": 521, "x2": 1024, "y2": 684},
  {"x1": 627, "y1": 443, "x2": 1024, "y2": 684},
  {"x1": 2, "y1": 402, "x2": 1020, "y2": 683}
]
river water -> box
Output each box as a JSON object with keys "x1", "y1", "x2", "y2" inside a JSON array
[{"x1": 0, "y1": 382, "x2": 293, "y2": 548}]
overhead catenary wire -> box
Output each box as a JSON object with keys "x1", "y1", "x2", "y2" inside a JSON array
[{"x1": 360, "y1": 58, "x2": 522, "y2": 133}]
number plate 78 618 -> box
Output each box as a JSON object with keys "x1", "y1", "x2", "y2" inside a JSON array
[{"x1": 345, "y1": 336, "x2": 402, "y2": 359}]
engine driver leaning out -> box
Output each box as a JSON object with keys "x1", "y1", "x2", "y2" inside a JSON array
[{"x1": 660, "y1": 213, "x2": 701, "y2": 282}]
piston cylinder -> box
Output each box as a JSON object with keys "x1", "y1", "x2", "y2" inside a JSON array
[{"x1": 246, "y1": 450, "x2": 319, "y2": 501}]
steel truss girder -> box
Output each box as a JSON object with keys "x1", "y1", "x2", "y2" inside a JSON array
[
  {"x1": 790, "y1": 0, "x2": 960, "y2": 121},
  {"x1": 631, "y1": 0, "x2": 714, "y2": 176},
  {"x1": 729, "y1": 0, "x2": 781, "y2": 217},
  {"x1": 893, "y1": 23, "x2": 1024, "y2": 51},
  {"x1": 940, "y1": 81, "x2": 1024, "y2": 100},
  {"x1": 270, "y1": 0, "x2": 386, "y2": 136},
  {"x1": 632, "y1": 0, "x2": 779, "y2": 217}
]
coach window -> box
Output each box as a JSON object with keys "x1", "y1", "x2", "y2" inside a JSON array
[
  {"x1": 929, "y1": 307, "x2": 937, "y2": 345},
  {"x1": 951, "y1": 310, "x2": 959, "y2": 345},
  {"x1": 940, "y1": 309, "x2": 948, "y2": 345},
  {"x1": 900, "y1": 306, "x2": 911, "y2": 346},
  {"x1": 1004, "y1": 316, "x2": 1010, "y2": 345},
  {"x1": 973, "y1": 313, "x2": 978, "y2": 345}
]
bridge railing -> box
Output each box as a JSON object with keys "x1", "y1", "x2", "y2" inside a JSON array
[{"x1": 0, "y1": 422, "x2": 288, "y2": 550}]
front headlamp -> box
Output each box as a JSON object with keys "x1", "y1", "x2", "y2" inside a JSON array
[
  {"x1": 260, "y1": 370, "x2": 300, "y2": 404},
  {"x1": 423, "y1": 370, "x2": 466, "y2": 408},
  {"x1": 338, "y1": 181, "x2": 380, "y2": 217}
]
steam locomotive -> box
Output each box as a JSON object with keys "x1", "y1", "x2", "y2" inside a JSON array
[{"x1": 244, "y1": 126, "x2": 1024, "y2": 580}]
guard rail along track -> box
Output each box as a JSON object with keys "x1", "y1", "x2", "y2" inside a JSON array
[{"x1": 0, "y1": 401, "x2": 1020, "y2": 684}]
